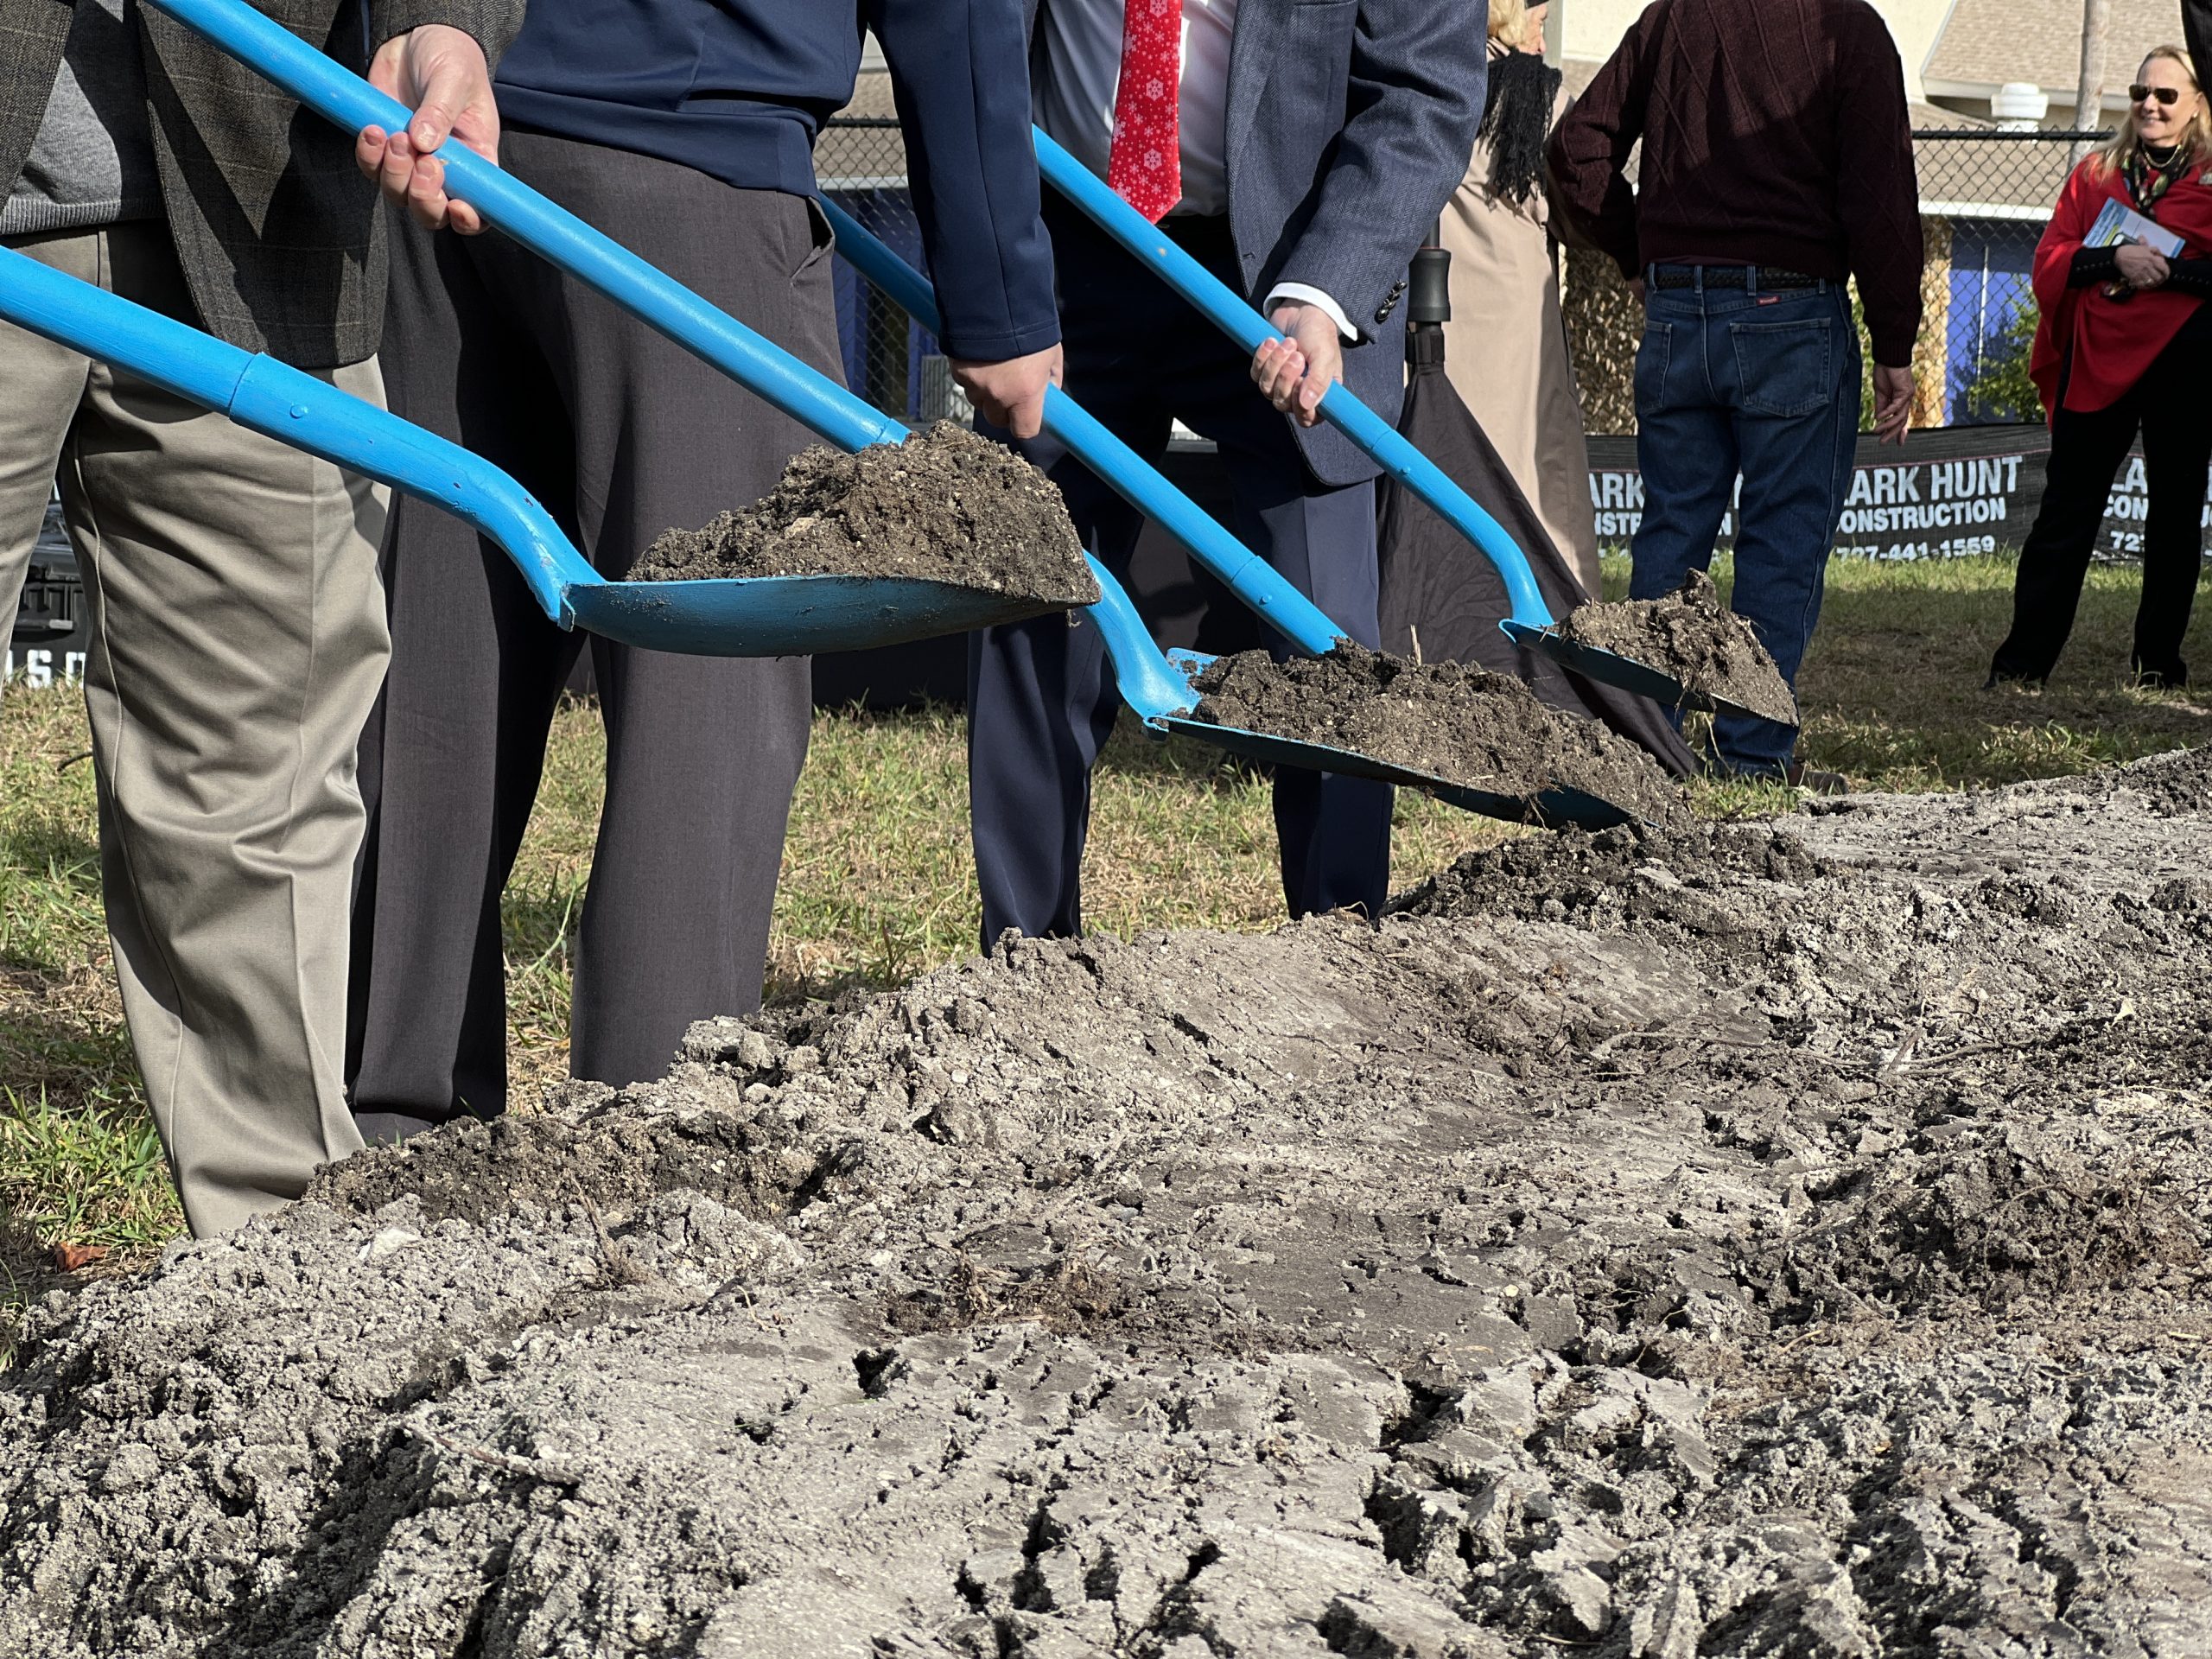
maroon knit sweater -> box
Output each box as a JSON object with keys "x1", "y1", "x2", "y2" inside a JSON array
[{"x1": 1548, "y1": 0, "x2": 1924, "y2": 365}]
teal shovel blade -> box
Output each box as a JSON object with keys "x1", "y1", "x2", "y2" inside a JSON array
[
  {"x1": 1503, "y1": 622, "x2": 1794, "y2": 724},
  {"x1": 1151, "y1": 650, "x2": 1644, "y2": 830},
  {"x1": 566, "y1": 575, "x2": 1076, "y2": 657}
]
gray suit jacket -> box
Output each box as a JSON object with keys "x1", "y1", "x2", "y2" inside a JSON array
[
  {"x1": 1028, "y1": 0, "x2": 1487, "y2": 486},
  {"x1": 0, "y1": 0, "x2": 522, "y2": 367}
]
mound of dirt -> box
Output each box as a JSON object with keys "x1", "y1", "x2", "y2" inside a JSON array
[
  {"x1": 8, "y1": 749, "x2": 2212, "y2": 1656},
  {"x1": 1189, "y1": 643, "x2": 1688, "y2": 823},
  {"x1": 627, "y1": 423, "x2": 1097, "y2": 607},
  {"x1": 1552, "y1": 569, "x2": 1799, "y2": 725}
]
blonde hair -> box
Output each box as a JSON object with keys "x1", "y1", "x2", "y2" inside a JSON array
[
  {"x1": 2092, "y1": 46, "x2": 2212, "y2": 177},
  {"x1": 1489, "y1": 0, "x2": 1535, "y2": 48}
]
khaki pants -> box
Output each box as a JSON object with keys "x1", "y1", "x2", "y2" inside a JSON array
[{"x1": 0, "y1": 223, "x2": 388, "y2": 1236}]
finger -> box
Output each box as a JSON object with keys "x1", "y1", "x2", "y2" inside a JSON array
[
  {"x1": 356, "y1": 125, "x2": 388, "y2": 181},
  {"x1": 378, "y1": 130, "x2": 417, "y2": 202},
  {"x1": 409, "y1": 60, "x2": 466, "y2": 154},
  {"x1": 409, "y1": 155, "x2": 450, "y2": 230},
  {"x1": 448, "y1": 199, "x2": 485, "y2": 237},
  {"x1": 1011, "y1": 396, "x2": 1045, "y2": 441}
]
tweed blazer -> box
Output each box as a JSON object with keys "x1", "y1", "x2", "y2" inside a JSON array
[
  {"x1": 1024, "y1": 0, "x2": 1486, "y2": 486},
  {"x1": 0, "y1": 0, "x2": 522, "y2": 366}
]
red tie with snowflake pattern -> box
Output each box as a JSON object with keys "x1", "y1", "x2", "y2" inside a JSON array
[{"x1": 1107, "y1": 0, "x2": 1184, "y2": 222}]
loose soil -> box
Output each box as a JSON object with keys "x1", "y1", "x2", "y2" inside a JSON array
[
  {"x1": 1554, "y1": 569, "x2": 1800, "y2": 726},
  {"x1": 627, "y1": 422, "x2": 1098, "y2": 607},
  {"x1": 1191, "y1": 642, "x2": 1688, "y2": 823},
  {"x1": 9, "y1": 751, "x2": 2212, "y2": 1656}
]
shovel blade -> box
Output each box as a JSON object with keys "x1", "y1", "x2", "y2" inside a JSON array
[
  {"x1": 567, "y1": 575, "x2": 1076, "y2": 657},
  {"x1": 1153, "y1": 715, "x2": 1641, "y2": 830},
  {"x1": 1503, "y1": 621, "x2": 1798, "y2": 727}
]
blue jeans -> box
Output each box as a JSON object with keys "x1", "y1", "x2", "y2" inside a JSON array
[{"x1": 1629, "y1": 267, "x2": 1862, "y2": 772}]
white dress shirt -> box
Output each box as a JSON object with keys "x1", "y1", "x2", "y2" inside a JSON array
[{"x1": 1033, "y1": 0, "x2": 1358, "y2": 339}]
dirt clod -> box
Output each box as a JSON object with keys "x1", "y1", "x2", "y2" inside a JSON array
[
  {"x1": 1554, "y1": 569, "x2": 1800, "y2": 724},
  {"x1": 8, "y1": 753, "x2": 2212, "y2": 1655},
  {"x1": 1190, "y1": 641, "x2": 1688, "y2": 823},
  {"x1": 628, "y1": 422, "x2": 1098, "y2": 607}
]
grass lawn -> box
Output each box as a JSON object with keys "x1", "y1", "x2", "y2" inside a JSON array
[{"x1": 3, "y1": 552, "x2": 2208, "y2": 1333}]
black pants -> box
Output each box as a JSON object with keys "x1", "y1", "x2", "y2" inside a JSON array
[
  {"x1": 1993, "y1": 336, "x2": 2212, "y2": 685},
  {"x1": 347, "y1": 132, "x2": 832, "y2": 1124},
  {"x1": 967, "y1": 205, "x2": 1392, "y2": 946}
]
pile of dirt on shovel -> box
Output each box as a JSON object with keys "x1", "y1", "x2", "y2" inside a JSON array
[
  {"x1": 1189, "y1": 641, "x2": 1688, "y2": 823},
  {"x1": 1552, "y1": 569, "x2": 1799, "y2": 724},
  {"x1": 627, "y1": 421, "x2": 1098, "y2": 607},
  {"x1": 8, "y1": 751, "x2": 2212, "y2": 1657}
]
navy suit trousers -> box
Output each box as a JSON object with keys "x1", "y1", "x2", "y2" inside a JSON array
[{"x1": 968, "y1": 207, "x2": 1393, "y2": 948}]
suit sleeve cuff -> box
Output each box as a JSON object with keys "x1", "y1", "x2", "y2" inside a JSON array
[
  {"x1": 936, "y1": 320, "x2": 1064, "y2": 363},
  {"x1": 1264, "y1": 283, "x2": 1360, "y2": 342}
]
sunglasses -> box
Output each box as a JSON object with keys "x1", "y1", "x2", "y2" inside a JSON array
[{"x1": 2132, "y1": 84, "x2": 2185, "y2": 106}]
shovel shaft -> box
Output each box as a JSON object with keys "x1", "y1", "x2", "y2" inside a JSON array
[
  {"x1": 818, "y1": 200, "x2": 1343, "y2": 660},
  {"x1": 1077, "y1": 555, "x2": 1202, "y2": 722},
  {"x1": 0, "y1": 245, "x2": 591, "y2": 627},
  {"x1": 1031, "y1": 129, "x2": 1556, "y2": 632},
  {"x1": 141, "y1": 0, "x2": 906, "y2": 458}
]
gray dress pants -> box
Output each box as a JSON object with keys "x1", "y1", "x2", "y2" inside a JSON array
[
  {"x1": 348, "y1": 133, "x2": 828, "y2": 1125},
  {"x1": 0, "y1": 224, "x2": 387, "y2": 1236}
]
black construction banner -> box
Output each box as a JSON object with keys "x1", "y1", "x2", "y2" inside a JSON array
[{"x1": 1587, "y1": 425, "x2": 2200, "y2": 563}]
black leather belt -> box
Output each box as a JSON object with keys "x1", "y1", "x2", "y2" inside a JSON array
[{"x1": 1650, "y1": 265, "x2": 1822, "y2": 289}]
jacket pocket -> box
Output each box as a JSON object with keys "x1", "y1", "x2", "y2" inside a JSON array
[
  {"x1": 1633, "y1": 318, "x2": 1674, "y2": 410},
  {"x1": 1730, "y1": 316, "x2": 1834, "y2": 418}
]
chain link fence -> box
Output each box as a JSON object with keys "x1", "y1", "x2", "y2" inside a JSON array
[
  {"x1": 1566, "y1": 129, "x2": 2102, "y2": 435},
  {"x1": 818, "y1": 117, "x2": 977, "y2": 426}
]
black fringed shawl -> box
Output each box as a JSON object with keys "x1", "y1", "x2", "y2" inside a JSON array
[{"x1": 1481, "y1": 50, "x2": 1563, "y2": 205}]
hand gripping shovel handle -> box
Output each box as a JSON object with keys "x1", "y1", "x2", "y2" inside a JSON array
[
  {"x1": 1030, "y1": 128, "x2": 1558, "y2": 634},
  {"x1": 140, "y1": 0, "x2": 907, "y2": 460},
  {"x1": 0, "y1": 245, "x2": 594, "y2": 627},
  {"x1": 816, "y1": 200, "x2": 1343, "y2": 661}
]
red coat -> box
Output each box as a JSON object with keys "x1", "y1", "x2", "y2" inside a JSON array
[{"x1": 2031, "y1": 155, "x2": 2212, "y2": 419}]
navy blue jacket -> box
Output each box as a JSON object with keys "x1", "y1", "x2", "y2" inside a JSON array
[
  {"x1": 1027, "y1": 0, "x2": 1486, "y2": 486},
  {"x1": 497, "y1": 0, "x2": 1058, "y2": 362}
]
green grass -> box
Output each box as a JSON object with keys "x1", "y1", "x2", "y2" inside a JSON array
[
  {"x1": 3, "y1": 551, "x2": 2207, "y2": 1334},
  {"x1": 1777, "y1": 554, "x2": 2212, "y2": 788}
]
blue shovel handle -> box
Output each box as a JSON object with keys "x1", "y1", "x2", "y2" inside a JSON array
[
  {"x1": 817, "y1": 200, "x2": 1343, "y2": 660},
  {"x1": 1076, "y1": 554, "x2": 1203, "y2": 721},
  {"x1": 139, "y1": 0, "x2": 907, "y2": 459},
  {"x1": 1030, "y1": 128, "x2": 1558, "y2": 633},
  {"x1": 0, "y1": 245, "x2": 594, "y2": 627}
]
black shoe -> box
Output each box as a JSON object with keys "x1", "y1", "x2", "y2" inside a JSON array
[
  {"x1": 1984, "y1": 665, "x2": 2045, "y2": 690},
  {"x1": 1780, "y1": 762, "x2": 1850, "y2": 797},
  {"x1": 2132, "y1": 658, "x2": 2188, "y2": 690},
  {"x1": 353, "y1": 1110, "x2": 442, "y2": 1147}
]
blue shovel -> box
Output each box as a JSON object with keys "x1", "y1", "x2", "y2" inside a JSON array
[
  {"x1": 1029, "y1": 127, "x2": 1782, "y2": 726},
  {"x1": 56, "y1": 26, "x2": 1104, "y2": 657},
  {"x1": 0, "y1": 246, "x2": 1046, "y2": 657},
  {"x1": 146, "y1": 0, "x2": 1643, "y2": 830}
]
